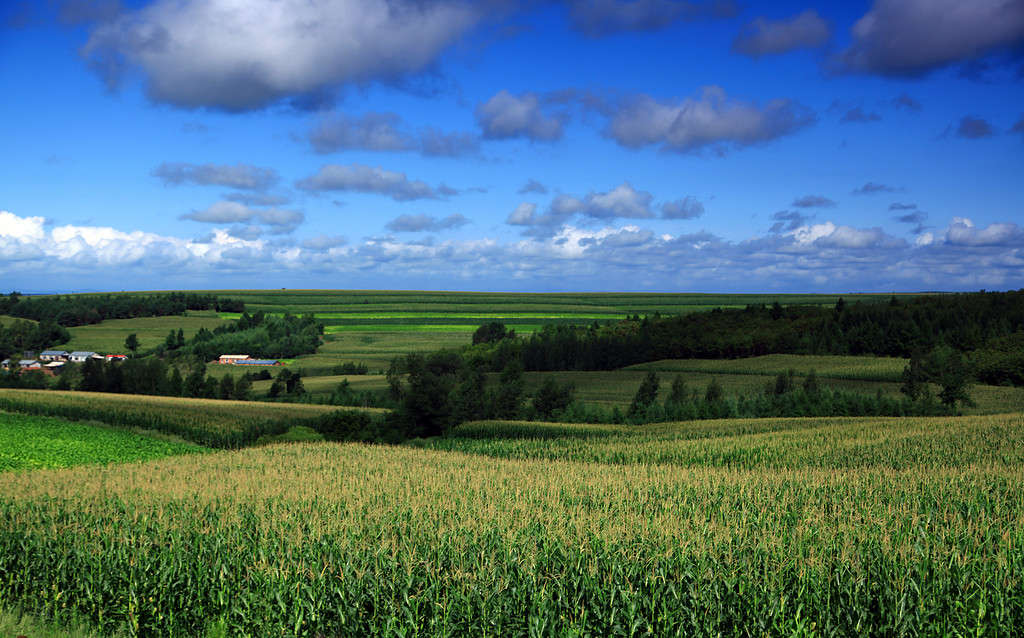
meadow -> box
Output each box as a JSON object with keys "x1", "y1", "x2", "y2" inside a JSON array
[
  {"x1": 63, "y1": 312, "x2": 228, "y2": 354},
  {"x1": 0, "y1": 414, "x2": 1021, "y2": 636},
  {"x1": 0, "y1": 411, "x2": 204, "y2": 472}
]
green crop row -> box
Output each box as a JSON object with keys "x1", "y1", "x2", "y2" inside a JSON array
[
  {"x1": 429, "y1": 413, "x2": 1024, "y2": 469},
  {"x1": 0, "y1": 389, "x2": 373, "y2": 448},
  {"x1": 626, "y1": 354, "x2": 909, "y2": 381},
  {"x1": 0, "y1": 411, "x2": 205, "y2": 472},
  {"x1": 0, "y1": 428, "x2": 1021, "y2": 636}
]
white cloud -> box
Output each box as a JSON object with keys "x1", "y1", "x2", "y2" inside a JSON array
[
  {"x1": 507, "y1": 202, "x2": 538, "y2": 226},
  {"x1": 0, "y1": 211, "x2": 46, "y2": 241},
  {"x1": 605, "y1": 86, "x2": 814, "y2": 153},
  {"x1": 3, "y1": 210, "x2": 1022, "y2": 292},
  {"x1": 732, "y1": 9, "x2": 830, "y2": 57},
  {"x1": 296, "y1": 164, "x2": 441, "y2": 201},
  {"x1": 81, "y1": 0, "x2": 482, "y2": 110},
  {"x1": 181, "y1": 201, "x2": 304, "y2": 233},
  {"x1": 476, "y1": 91, "x2": 566, "y2": 141},
  {"x1": 838, "y1": 0, "x2": 1024, "y2": 76}
]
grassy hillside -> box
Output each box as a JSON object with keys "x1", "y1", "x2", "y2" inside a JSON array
[
  {"x1": 62, "y1": 312, "x2": 228, "y2": 353},
  {"x1": 0, "y1": 414, "x2": 1020, "y2": 635}
]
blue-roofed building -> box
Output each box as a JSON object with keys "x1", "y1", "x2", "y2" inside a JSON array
[
  {"x1": 234, "y1": 359, "x2": 281, "y2": 366},
  {"x1": 40, "y1": 350, "x2": 69, "y2": 361}
]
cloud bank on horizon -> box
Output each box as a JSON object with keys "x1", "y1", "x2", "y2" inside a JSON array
[{"x1": 1, "y1": 0, "x2": 1022, "y2": 292}]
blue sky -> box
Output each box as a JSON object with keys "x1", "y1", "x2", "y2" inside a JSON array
[{"x1": 1, "y1": 0, "x2": 1022, "y2": 293}]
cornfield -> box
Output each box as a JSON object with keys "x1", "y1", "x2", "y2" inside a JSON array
[
  {"x1": 0, "y1": 389, "x2": 383, "y2": 448},
  {"x1": 0, "y1": 413, "x2": 1022, "y2": 636}
]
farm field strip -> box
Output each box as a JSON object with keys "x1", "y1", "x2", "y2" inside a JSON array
[
  {"x1": 221, "y1": 311, "x2": 630, "y2": 320},
  {"x1": 63, "y1": 313, "x2": 229, "y2": 353},
  {"x1": 433, "y1": 413, "x2": 1024, "y2": 469},
  {"x1": 1, "y1": 418, "x2": 1020, "y2": 636},
  {"x1": 0, "y1": 411, "x2": 205, "y2": 472},
  {"x1": 0, "y1": 389, "x2": 384, "y2": 448},
  {"x1": 627, "y1": 354, "x2": 909, "y2": 381}
]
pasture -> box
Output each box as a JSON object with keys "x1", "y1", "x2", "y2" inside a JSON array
[
  {"x1": 0, "y1": 414, "x2": 1021, "y2": 636},
  {"x1": 62, "y1": 312, "x2": 228, "y2": 354}
]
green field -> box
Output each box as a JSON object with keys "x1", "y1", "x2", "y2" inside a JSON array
[
  {"x1": 198, "y1": 289, "x2": 899, "y2": 314},
  {"x1": 514, "y1": 368, "x2": 1024, "y2": 414},
  {"x1": 627, "y1": 353, "x2": 909, "y2": 381},
  {"x1": 0, "y1": 389, "x2": 382, "y2": 448},
  {"x1": 0, "y1": 414, "x2": 1021, "y2": 636},
  {"x1": 63, "y1": 312, "x2": 228, "y2": 354},
  {"x1": 0, "y1": 411, "x2": 204, "y2": 472}
]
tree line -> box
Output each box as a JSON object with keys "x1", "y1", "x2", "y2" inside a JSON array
[
  {"x1": 0, "y1": 291, "x2": 244, "y2": 327},
  {"x1": 468, "y1": 290, "x2": 1024, "y2": 386}
]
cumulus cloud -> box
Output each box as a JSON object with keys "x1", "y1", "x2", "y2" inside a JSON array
[
  {"x1": 660, "y1": 197, "x2": 704, "y2": 219},
  {"x1": 309, "y1": 112, "x2": 413, "y2": 153},
  {"x1": 80, "y1": 0, "x2": 482, "y2": 110},
  {"x1": 518, "y1": 179, "x2": 549, "y2": 195},
  {"x1": 507, "y1": 183, "x2": 659, "y2": 235},
  {"x1": 152, "y1": 162, "x2": 278, "y2": 190},
  {"x1": 583, "y1": 182, "x2": 654, "y2": 218},
  {"x1": 385, "y1": 213, "x2": 470, "y2": 233},
  {"x1": 604, "y1": 86, "x2": 814, "y2": 154},
  {"x1": 792, "y1": 195, "x2": 836, "y2": 208},
  {"x1": 308, "y1": 112, "x2": 479, "y2": 157},
  {"x1": 732, "y1": 9, "x2": 830, "y2": 57},
  {"x1": 841, "y1": 107, "x2": 881, "y2": 123},
  {"x1": 296, "y1": 164, "x2": 443, "y2": 201},
  {"x1": 944, "y1": 217, "x2": 1024, "y2": 246},
  {"x1": 852, "y1": 182, "x2": 898, "y2": 195},
  {"x1": 4, "y1": 210, "x2": 1023, "y2": 291},
  {"x1": 476, "y1": 91, "x2": 566, "y2": 141},
  {"x1": 181, "y1": 201, "x2": 304, "y2": 233},
  {"x1": 507, "y1": 202, "x2": 538, "y2": 226},
  {"x1": 955, "y1": 116, "x2": 996, "y2": 139},
  {"x1": 838, "y1": 0, "x2": 1024, "y2": 76},
  {"x1": 566, "y1": 0, "x2": 737, "y2": 37}
]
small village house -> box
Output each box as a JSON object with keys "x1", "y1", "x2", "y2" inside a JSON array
[
  {"x1": 39, "y1": 350, "x2": 69, "y2": 362},
  {"x1": 218, "y1": 354, "x2": 251, "y2": 364},
  {"x1": 68, "y1": 351, "x2": 99, "y2": 363}
]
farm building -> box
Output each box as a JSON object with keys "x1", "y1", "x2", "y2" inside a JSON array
[
  {"x1": 68, "y1": 351, "x2": 99, "y2": 362},
  {"x1": 18, "y1": 360, "x2": 41, "y2": 370},
  {"x1": 44, "y1": 361, "x2": 65, "y2": 371},
  {"x1": 39, "y1": 350, "x2": 69, "y2": 361},
  {"x1": 0, "y1": 359, "x2": 10, "y2": 370},
  {"x1": 218, "y1": 354, "x2": 251, "y2": 364},
  {"x1": 105, "y1": 354, "x2": 128, "y2": 361},
  {"x1": 233, "y1": 359, "x2": 282, "y2": 366}
]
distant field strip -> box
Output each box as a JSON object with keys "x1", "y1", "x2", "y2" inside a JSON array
[
  {"x1": 0, "y1": 389, "x2": 382, "y2": 448},
  {"x1": 0, "y1": 411, "x2": 204, "y2": 472},
  {"x1": 627, "y1": 354, "x2": 908, "y2": 381},
  {"x1": 429, "y1": 414, "x2": 1024, "y2": 469}
]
